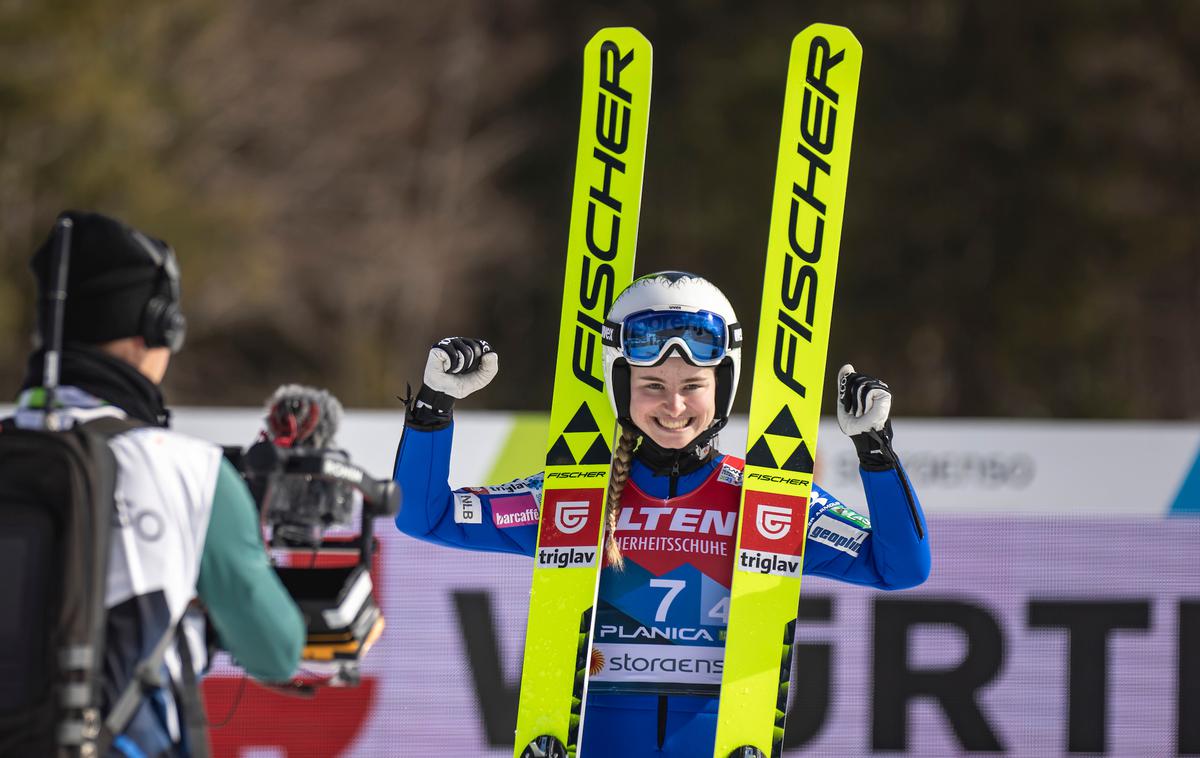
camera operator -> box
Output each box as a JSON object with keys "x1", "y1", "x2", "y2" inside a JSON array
[{"x1": 8, "y1": 211, "x2": 304, "y2": 757}]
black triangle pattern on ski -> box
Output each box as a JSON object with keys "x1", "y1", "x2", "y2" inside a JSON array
[
  {"x1": 579, "y1": 435, "x2": 612, "y2": 465},
  {"x1": 780, "y1": 438, "x2": 814, "y2": 473},
  {"x1": 564, "y1": 402, "x2": 600, "y2": 433},
  {"x1": 745, "y1": 436, "x2": 778, "y2": 468},
  {"x1": 546, "y1": 435, "x2": 576, "y2": 466},
  {"x1": 764, "y1": 406, "x2": 802, "y2": 438}
]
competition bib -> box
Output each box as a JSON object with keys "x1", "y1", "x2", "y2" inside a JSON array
[{"x1": 589, "y1": 459, "x2": 744, "y2": 696}]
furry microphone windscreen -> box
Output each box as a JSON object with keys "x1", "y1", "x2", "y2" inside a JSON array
[{"x1": 264, "y1": 384, "x2": 344, "y2": 449}]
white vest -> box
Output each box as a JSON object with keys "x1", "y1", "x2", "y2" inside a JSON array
[
  {"x1": 17, "y1": 391, "x2": 221, "y2": 743},
  {"x1": 107, "y1": 425, "x2": 221, "y2": 728}
]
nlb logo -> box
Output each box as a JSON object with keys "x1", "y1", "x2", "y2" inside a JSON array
[
  {"x1": 555, "y1": 500, "x2": 591, "y2": 534},
  {"x1": 756, "y1": 503, "x2": 793, "y2": 540}
]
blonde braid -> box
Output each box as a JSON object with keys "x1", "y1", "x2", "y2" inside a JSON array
[{"x1": 604, "y1": 426, "x2": 639, "y2": 570}]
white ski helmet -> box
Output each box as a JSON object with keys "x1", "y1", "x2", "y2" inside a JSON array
[{"x1": 602, "y1": 271, "x2": 742, "y2": 428}]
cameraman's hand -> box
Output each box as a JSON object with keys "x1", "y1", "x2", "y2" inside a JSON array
[
  {"x1": 424, "y1": 337, "x2": 498, "y2": 399},
  {"x1": 837, "y1": 363, "x2": 896, "y2": 471}
]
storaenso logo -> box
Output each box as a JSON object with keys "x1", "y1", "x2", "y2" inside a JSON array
[
  {"x1": 554, "y1": 501, "x2": 591, "y2": 534},
  {"x1": 572, "y1": 40, "x2": 636, "y2": 391},
  {"x1": 755, "y1": 503, "x2": 793, "y2": 540},
  {"x1": 774, "y1": 34, "x2": 846, "y2": 398}
]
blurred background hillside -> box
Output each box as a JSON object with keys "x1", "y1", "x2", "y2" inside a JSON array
[{"x1": 2, "y1": 0, "x2": 1197, "y2": 417}]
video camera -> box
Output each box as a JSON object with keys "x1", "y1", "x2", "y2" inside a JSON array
[{"x1": 222, "y1": 385, "x2": 400, "y2": 686}]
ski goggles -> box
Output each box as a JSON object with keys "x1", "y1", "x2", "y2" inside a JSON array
[{"x1": 603, "y1": 309, "x2": 741, "y2": 366}]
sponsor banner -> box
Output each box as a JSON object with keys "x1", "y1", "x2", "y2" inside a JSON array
[
  {"x1": 79, "y1": 407, "x2": 1193, "y2": 754},
  {"x1": 492, "y1": 498, "x2": 539, "y2": 529},
  {"x1": 811, "y1": 498, "x2": 871, "y2": 530},
  {"x1": 467, "y1": 481, "x2": 535, "y2": 497},
  {"x1": 589, "y1": 643, "x2": 725, "y2": 687},
  {"x1": 202, "y1": 514, "x2": 1200, "y2": 757},
  {"x1": 155, "y1": 409, "x2": 1200, "y2": 517},
  {"x1": 737, "y1": 548, "x2": 804, "y2": 577},
  {"x1": 454, "y1": 492, "x2": 482, "y2": 524},
  {"x1": 535, "y1": 545, "x2": 598, "y2": 569},
  {"x1": 539, "y1": 488, "x2": 601, "y2": 545},
  {"x1": 718, "y1": 463, "x2": 743, "y2": 486},
  {"x1": 725, "y1": 417, "x2": 1200, "y2": 518},
  {"x1": 808, "y1": 514, "x2": 866, "y2": 556},
  {"x1": 615, "y1": 505, "x2": 737, "y2": 537},
  {"x1": 739, "y1": 489, "x2": 806, "y2": 555},
  {"x1": 536, "y1": 486, "x2": 603, "y2": 568}
]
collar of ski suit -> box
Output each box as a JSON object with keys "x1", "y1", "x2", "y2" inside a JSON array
[
  {"x1": 633, "y1": 423, "x2": 723, "y2": 477},
  {"x1": 629, "y1": 453, "x2": 726, "y2": 499},
  {"x1": 20, "y1": 345, "x2": 172, "y2": 427}
]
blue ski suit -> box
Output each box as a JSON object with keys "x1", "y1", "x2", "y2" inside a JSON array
[{"x1": 394, "y1": 422, "x2": 930, "y2": 757}]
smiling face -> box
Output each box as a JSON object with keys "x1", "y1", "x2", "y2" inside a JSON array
[{"x1": 628, "y1": 358, "x2": 718, "y2": 450}]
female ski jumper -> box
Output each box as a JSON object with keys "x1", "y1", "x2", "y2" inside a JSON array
[{"x1": 394, "y1": 418, "x2": 929, "y2": 756}]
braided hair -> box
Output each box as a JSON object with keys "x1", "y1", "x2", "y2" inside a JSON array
[{"x1": 603, "y1": 426, "x2": 640, "y2": 570}]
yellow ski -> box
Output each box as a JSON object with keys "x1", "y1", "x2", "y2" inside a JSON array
[
  {"x1": 713, "y1": 24, "x2": 862, "y2": 758},
  {"x1": 514, "y1": 28, "x2": 652, "y2": 758}
]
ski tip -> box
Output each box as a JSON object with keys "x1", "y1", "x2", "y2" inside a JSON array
[
  {"x1": 794, "y1": 22, "x2": 861, "y2": 49},
  {"x1": 789, "y1": 23, "x2": 863, "y2": 70},
  {"x1": 586, "y1": 25, "x2": 652, "y2": 49}
]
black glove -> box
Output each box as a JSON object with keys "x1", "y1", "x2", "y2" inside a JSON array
[
  {"x1": 405, "y1": 338, "x2": 497, "y2": 431},
  {"x1": 836, "y1": 363, "x2": 896, "y2": 472}
]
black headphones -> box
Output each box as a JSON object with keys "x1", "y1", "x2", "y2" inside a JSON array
[{"x1": 131, "y1": 230, "x2": 187, "y2": 352}]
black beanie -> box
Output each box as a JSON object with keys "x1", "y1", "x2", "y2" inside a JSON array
[{"x1": 30, "y1": 210, "x2": 170, "y2": 346}]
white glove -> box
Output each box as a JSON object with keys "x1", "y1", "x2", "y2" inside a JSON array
[
  {"x1": 836, "y1": 363, "x2": 897, "y2": 471},
  {"x1": 836, "y1": 363, "x2": 892, "y2": 437},
  {"x1": 424, "y1": 337, "x2": 498, "y2": 399}
]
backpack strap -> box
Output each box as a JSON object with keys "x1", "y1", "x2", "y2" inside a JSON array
[
  {"x1": 95, "y1": 618, "x2": 179, "y2": 755},
  {"x1": 174, "y1": 629, "x2": 212, "y2": 758},
  {"x1": 64, "y1": 416, "x2": 141, "y2": 756},
  {"x1": 77, "y1": 415, "x2": 142, "y2": 438}
]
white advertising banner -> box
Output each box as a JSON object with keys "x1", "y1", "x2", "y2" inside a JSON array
[
  {"x1": 7, "y1": 405, "x2": 1197, "y2": 754},
  {"x1": 168, "y1": 410, "x2": 1200, "y2": 518}
]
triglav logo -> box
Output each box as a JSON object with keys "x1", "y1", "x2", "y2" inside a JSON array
[
  {"x1": 755, "y1": 503, "x2": 793, "y2": 540},
  {"x1": 555, "y1": 500, "x2": 591, "y2": 534}
]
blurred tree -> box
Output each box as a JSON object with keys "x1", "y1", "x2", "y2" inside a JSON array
[
  {"x1": 0, "y1": 0, "x2": 275, "y2": 398},
  {"x1": 2, "y1": 0, "x2": 1197, "y2": 418}
]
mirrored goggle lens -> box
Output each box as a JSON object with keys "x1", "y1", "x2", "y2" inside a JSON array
[{"x1": 622, "y1": 310, "x2": 727, "y2": 364}]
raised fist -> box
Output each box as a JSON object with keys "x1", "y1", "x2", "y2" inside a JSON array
[
  {"x1": 424, "y1": 337, "x2": 498, "y2": 399},
  {"x1": 836, "y1": 363, "x2": 891, "y2": 437},
  {"x1": 836, "y1": 363, "x2": 897, "y2": 471}
]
